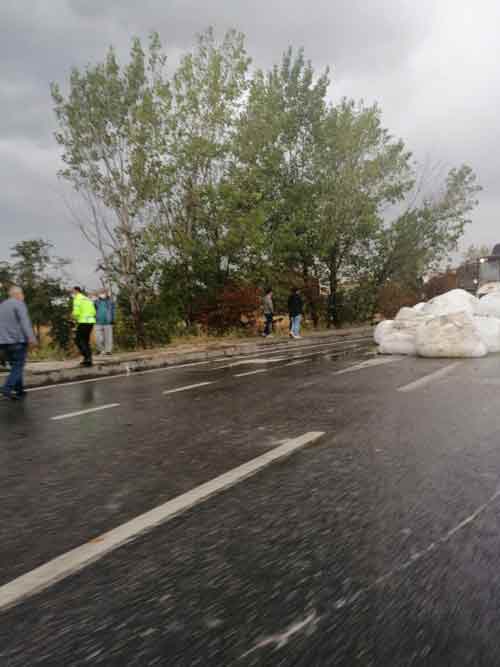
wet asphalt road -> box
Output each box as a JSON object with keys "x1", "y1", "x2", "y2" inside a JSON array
[{"x1": 2, "y1": 340, "x2": 500, "y2": 665}]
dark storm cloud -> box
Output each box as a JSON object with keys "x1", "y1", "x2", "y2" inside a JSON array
[
  {"x1": 0, "y1": 0, "x2": 497, "y2": 281},
  {"x1": 67, "y1": 0, "x2": 434, "y2": 74}
]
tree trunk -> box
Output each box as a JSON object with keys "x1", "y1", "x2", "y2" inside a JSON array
[
  {"x1": 329, "y1": 263, "x2": 340, "y2": 326},
  {"x1": 129, "y1": 291, "x2": 146, "y2": 348},
  {"x1": 302, "y1": 263, "x2": 319, "y2": 329}
]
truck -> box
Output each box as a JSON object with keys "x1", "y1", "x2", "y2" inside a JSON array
[{"x1": 457, "y1": 244, "x2": 500, "y2": 297}]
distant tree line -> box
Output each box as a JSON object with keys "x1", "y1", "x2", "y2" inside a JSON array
[
  {"x1": 47, "y1": 29, "x2": 481, "y2": 346},
  {"x1": 0, "y1": 239, "x2": 73, "y2": 349}
]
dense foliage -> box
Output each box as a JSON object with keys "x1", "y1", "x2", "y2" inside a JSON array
[{"x1": 48, "y1": 29, "x2": 480, "y2": 343}]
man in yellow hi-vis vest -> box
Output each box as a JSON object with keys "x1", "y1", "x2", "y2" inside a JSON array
[{"x1": 72, "y1": 286, "x2": 96, "y2": 367}]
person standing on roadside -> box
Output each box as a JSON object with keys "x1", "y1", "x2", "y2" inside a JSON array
[
  {"x1": 94, "y1": 290, "x2": 115, "y2": 355},
  {"x1": 72, "y1": 286, "x2": 96, "y2": 367},
  {"x1": 288, "y1": 287, "x2": 304, "y2": 339},
  {"x1": 0, "y1": 286, "x2": 36, "y2": 400},
  {"x1": 262, "y1": 287, "x2": 274, "y2": 337}
]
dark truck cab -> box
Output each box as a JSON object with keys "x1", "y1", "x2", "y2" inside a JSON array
[{"x1": 457, "y1": 245, "x2": 500, "y2": 297}]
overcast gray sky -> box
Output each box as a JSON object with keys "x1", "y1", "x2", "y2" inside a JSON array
[{"x1": 1, "y1": 0, "x2": 498, "y2": 285}]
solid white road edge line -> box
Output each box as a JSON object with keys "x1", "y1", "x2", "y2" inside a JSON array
[
  {"x1": 233, "y1": 369, "x2": 268, "y2": 378},
  {"x1": 284, "y1": 359, "x2": 310, "y2": 367},
  {"x1": 0, "y1": 431, "x2": 325, "y2": 612},
  {"x1": 163, "y1": 381, "x2": 214, "y2": 395},
  {"x1": 26, "y1": 336, "x2": 371, "y2": 393},
  {"x1": 397, "y1": 362, "x2": 461, "y2": 393},
  {"x1": 27, "y1": 359, "x2": 229, "y2": 393},
  {"x1": 51, "y1": 404, "x2": 121, "y2": 421}
]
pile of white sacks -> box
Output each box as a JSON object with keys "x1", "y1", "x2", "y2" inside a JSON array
[{"x1": 374, "y1": 289, "x2": 500, "y2": 358}]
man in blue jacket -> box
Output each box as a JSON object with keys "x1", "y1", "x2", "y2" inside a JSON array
[
  {"x1": 94, "y1": 290, "x2": 115, "y2": 355},
  {"x1": 0, "y1": 286, "x2": 36, "y2": 400}
]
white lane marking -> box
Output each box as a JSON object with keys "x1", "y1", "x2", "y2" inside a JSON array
[
  {"x1": 397, "y1": 362, "x2": 461, "y2": 393},
  {"x1": 233, "y1": 369, "x2": 268, "y2": 378},
  {"x1": 333, "y1": 485, "x2": 500, "y2": 612},
  {"x1": 333, "y1": 356, "x2": 402, "y2": 376},
  {"x1": 217, "y1": 357, "x2": 288, "y2": 369},
  {"x1": 51, "y1": 403, "x2": 120, "y2": 421},
  {"x1": 0, "y1": 431, "x2": 324, "y2": 611},
  {"x1": 220, "y1": 342, "x2": 369, "y2": 372},
  {"x1": 241, "y1": 611, "x2": 319, "y2": 658},
  {"x1": 209, "y1": 340, "x2": 369, "y2": 371},
  {"x1": 284, "y1": 359, "x2": 310, "y2": 367},
  {"x1": 26, "y1": 336, "x2": 371, "y2": 393},
  {"x1": 27, "y1": 359, "x2": 228, "y2": 393},
  {"x1": 163, "y1": 381, "x2": 214, "y2": 395},
  {"x1": 255, "y1": 337, "x2": 370, "y2": 357}
]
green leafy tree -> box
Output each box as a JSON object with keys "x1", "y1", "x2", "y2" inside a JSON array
[
  {"x1": 0, "y1": 262, "x2": 14, "y2": 300},
  {"x1": 463, "y1": 243, "x2": 491, "y2": 262},
  {"x1": 370, "y1": 165, "x2": 482, "y2": 296},
  {"x1": 314, "y1": 100, "x2": 413, "y2": 319},
  {"x1": 9, "y1": 239, "x2": 72, "y2": 348},
  {"x1": 50, "y1": 27, "x2": 481, "y2": 336},
  {"x1": 51, "y1": 33, "x2": 172, "y2": 346},
  {"x1": 238, "y1": 49, "x2": 330, "y2": 321},
  {"x1": 155, "y1": 28, "x2": 262, "y2": 321}
]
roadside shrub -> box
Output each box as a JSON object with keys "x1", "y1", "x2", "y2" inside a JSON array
[
  {"x1": 335, "y1": 285, "x2": 377, "y2": 324},
  {"x1": 424, "y1": 270, "x2": 458, "y2": 300},
  {"x1": 376, "y1": 282, "x2": 421, "y2": 319},
  {"x1": 192, "y1": 284, "x2": 261, "y2": 334}
]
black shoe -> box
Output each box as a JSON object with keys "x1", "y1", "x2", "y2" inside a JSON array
[
  {"x1": 83, "y1": 361, "x2": 93, "y2": 368},
  {"x1": 1, "y1": 392, "x2": 20, "y2": 401}
]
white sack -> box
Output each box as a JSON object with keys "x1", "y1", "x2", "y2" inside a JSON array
[
  {"x1": 413, "y1": 302, "x2": 426, "y2": 313},
  {"x1": 476, "y1": 292, "x2": 500, "y2": 319},
  {"x1": 422, "y1": 289, "x2": 479, "y2": 318},
  {"x1": 416, "y1": 312, "x2": 487, "y2": 358},
  {"x1": 379, "y1": 332, "x2": 416, "y2": 356},
  {"x1": 395, "y1": 307, "x2": 418, "y2": 321},
  {"x1": 473, "y1": 316, "x2": 500, "y2": 352},
  {"x1": 394, "y1": 308, "x2": 431, "y2": 336},
  {"x1": 374, "y1": 320, "x2": 395, "y2": 345}
]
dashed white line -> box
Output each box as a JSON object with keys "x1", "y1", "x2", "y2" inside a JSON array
[
  {"x1": 333, "y1": 356, "x2": 402, "y2": 376},
  {"x1": 0, "y1": 431, "x2": 325, "y2": 611},
  {"x1": 51, "y1": 403, "x2": 120, "y2": 421},
  {"x1": 233, "y1": 369, "x2": 269, "y2": 378},
  {"x1": 397, "y1": 362, "x2": 461, "y2": 393},
  {"x1": 163, "y1": 381, "x2": 214, "y2": 395},
  {"x1": 217, "y1": 357, "x2": 288, "y2": 369}
]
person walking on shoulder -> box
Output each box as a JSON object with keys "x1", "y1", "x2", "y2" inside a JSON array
[
  {"x1": 0, "y1": 286, "x2": 36, "y2": 400},
  {"x1": 262, "y1": 287, "x2": 274, "y2": 337},
  {"x1": 72, "y1": 287, "x2": 96, "y2": 367},
  {"x1": 94, "y1": 290, "x2": 115, "y2": 355},
  {"x1": 288, "y1": 287, "x2": 303, "y2": 339}
]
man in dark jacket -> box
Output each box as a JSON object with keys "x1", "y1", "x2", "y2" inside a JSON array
[
  {"x1": 288, "y1": 287, "x2": 303, "y2": 339},
  {"x1": 94, "y1": 290, "x2": 115, "y2": 355}
]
